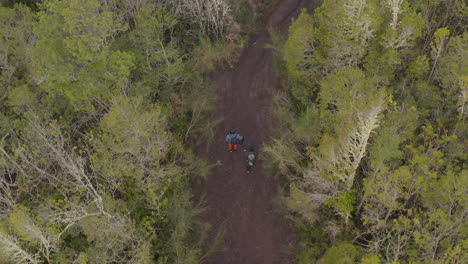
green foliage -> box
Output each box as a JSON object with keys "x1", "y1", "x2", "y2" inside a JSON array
[
  {"x1": 0, "y1": 4, "x2": 35, "y2": 94},
  {"x1": 31, "y1": 0, "x2": 129, "y2": 112},
  {"x1": 275, "y1": 0, "x2": 467, "y2": 263},
  {"x1": 292, "y1": 105, "x2": 321, "y2": 145},
  {"x1": 94, "y1": 96, "x2": 173, "y2": 179},
  {"x1": 318, "y1": 242, "x2": 361, "y2": 264},
  {"x1": 60, "y1": 227, "x2": 89, "y2": 252},
  {"x1": 314, "y1": 67, "x2": 386, "y2": 189},
  {"x1": 368, "y1": 106, "x2": 418, "y2": 169},
  {"x1": 130, "y1": 3, "x2": 179, "y2": 75},
  {"x1": 156, "y1": 190, "x2": 209, "y2": 264},
  {"x1": 287, "y1": 182, "x2": 318, "y2": 222},
  {"x1": 76, "y1": 253, "x2": 88, "y2": 264},
  {"x1": 7, "y1": 85, "x2": 37, "y2": 114},
  {"x1": 286, "y1": 0, "x2": 383, "y2": 90},
  {"x1": 229, "y1": 0, "x2": 256, "y2": 31},
  {"x1": 381, "y1": 2, "x2": 425, "y2": 50},
  {"x1": 1, "y1": 0, "x2": 466, "y2": 263},
  {"x1": 193, "y1": 37, "x2": 228, "y2": 73},
  {"x1": 318, "y1": 67, "x2": 378, "y2": 128},
  {"x1": 60, "y1": 0, "x2": 124, "y2": 61},
  {"x1": 326, "y1": 190, "x2": 356, "y2": 224},
  {"x1": 296, "y1": 223, "x2": 330, "y2": 264},
  {"x1": 0, "y1": 0, "x2": 238, "y2": 262},
  {"x1": 263, "y1": 138, "x2": 303, "y2": 176},
  {"x1": 0, "y1": 205, "x2": 59, "y2": 263},
  {"x1": 0, "y1": 228, "x2": 39, "y2": 264},
  {"x1": 360, "y1": 255, "x2": 380, "y2": 264},
  {"x1": 365, "y1": 47, "x2": 400, "y2": 86},
  {"x1": 7, "y1": 206, "x2": 44, "y2": 247},
  {"x1": 433, "y1": 31, "x2": 468, "y2": 118},
  {"x1": 192, "y1": 36, "x2": 245, "y2": 73},
  {"x1": 284, "y1": 10, "x2": 316, "y2": 104},
  {"x1": 79, "y1": 215, "x2": 151, "y2": 263}
]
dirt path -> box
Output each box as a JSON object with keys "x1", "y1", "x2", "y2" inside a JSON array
[{"x1": 194, "y1": 1, "x2": 310, "y2": 263}]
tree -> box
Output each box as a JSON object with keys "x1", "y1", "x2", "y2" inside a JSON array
[
  {"x1": 0, "y1": 0, "x2": 236, "y2": 262},
  {"x1": 433, "y1": 31, "x2": 468, "y2": 119},
  {"x1": 92, "y1": 96, "x2": 180, "y2": 212},
  {"x1": 361, "y1": 167, "x2": 415, "y2": 238},
  {"x1": 361, "y1": 108, "x2": 419, "y2": 233},
  {"x1": 0, "y1": 109, "x2": 161, "y2": 263},
  {"x1": 31, "y1": 0, "x2": 131, "y2": 112},
  {"x1": 0, "y1": 112, "x2": 112, "y2": 233},
  {"x1": 428, "y1": 27, "x2": 450, "y2": 80},
  {"x1": 130, "y1": 3, "x2": 186, "y2": 97},
  {"x1": 167, "y1": 0, "x2": 233, "y2": 37},
  {"x1": 419, "y1": 0, "x2": 466, "y2": 49},
  {"x1": 357, "y1": 123, "x2": 464, "y2": 262},
  {"x1": 318, "y1": 242, "x2": 361, "y2": 264},
  {"x1": 289, "y1": 68, "x2": 387, "y2": 222},
  {"x1": 0, "y1": 4, "x2": 36, "y2": 102},
  {"x1": 309, "y1": 0, "x2": 382, "y2": 69},
  {"x1": 360, "y1": 255, "x2": 381, "y2": 264},
  {"x1": 414, "y1": 169, "x2": 468, "y2": 263},
  {"x1": 4, "y1": 205, "x2": 59, "y2": 263},
  {"x1": 315, "y1": 68, "x2": 386, "y2": 190},
  {"x1": 0, "y1": 229, "x2": 39, "y2": 264},
  {"x1": 98, "y1": 0, "x2": 148, "y2": 22},
  {"x1": 367, "y1": 106, "x2": 418, "y2": 170},
  {"x1": 0, "y1": 150, "x2": 17, "y2": 215},
  {"x1": 284, "y1": 0, "x2": 383, "y2": 103},
  {"x1": 277, "y1": 0, "x2": 467, "y2": 262},
  {"x1": 382, "y1": 0, "x2": 425, "y2": 50},
  {"x1": 79, "y1": 214, "x2": 152, "y2": 264},
  {"x1": 284, "y1": 10, "x2": 316, "y2": 103}
]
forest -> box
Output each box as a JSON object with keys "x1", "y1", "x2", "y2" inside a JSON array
[
  {"x1": 0, "y1": 0, "x2": 466, "y2": 264},
  {"x1": 266, "y1": 0, "x2": 467, "y2": 263}
]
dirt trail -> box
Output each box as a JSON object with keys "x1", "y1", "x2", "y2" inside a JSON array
[{"x1": 194, "y1": 1, "x2": 309, "y2": 263}]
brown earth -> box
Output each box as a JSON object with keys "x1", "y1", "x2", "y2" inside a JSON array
[{"x1": 194, "y1": 0, "x2": 311, "y2": 263}]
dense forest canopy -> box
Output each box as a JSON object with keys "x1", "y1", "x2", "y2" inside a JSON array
[
  {"x1": 0, "y1": 0, "x2": 257, "y2": 262},
  {"x1": 266, "y1": 0, "x2": 467, "y2": 263},
  {"x1": 0, "y1": 0, "x2": 466, "y2": 263}
]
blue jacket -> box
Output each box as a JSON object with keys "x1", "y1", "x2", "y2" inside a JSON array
[{"x1": 226, "y1": 133, "x2": 243, "y2": 144}]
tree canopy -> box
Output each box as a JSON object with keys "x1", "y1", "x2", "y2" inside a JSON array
[{"x1": 268, "y1": 0, "x2": 467, "y2": 263}]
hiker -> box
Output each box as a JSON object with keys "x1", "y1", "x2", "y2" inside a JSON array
[
  {"x1": 246, "y1": 149, "x2": 256, "y2": 173},
  {"x1": 225, "y1": 131, "x2": 244, "y2": 152}
]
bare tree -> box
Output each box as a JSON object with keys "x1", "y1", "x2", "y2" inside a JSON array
[
  {"x1": 457, "y1": 79, "x2": 468, "y2": 119},
  {"x1": 167, "y1": 0, "x2": 233, "y2": 37},
  {"x1": 0, "y1": 231, "x2": 39, "y2": 264},
  {"x1": 81, "y1": 215, "x2": 151, "y2": 264},
  {"x1": 429, "y1": 27, "x2": 450, "y2": 80},
  {"x1": 0, "y1": 163, "x2": 16, "y2": 216},
  {"x1": 4, "y1": 206, "x2": 59, "y2": 263},
  {"x1": 317, "y1": 90, "x2": 387, "y2": 190},
  {"x1": 0, "y1": 113, "x2": 111, "y2": 236},
  {"x1": 386, "y1": 0, "x2": 404, "y2": 30},
  {"x1": 1, "y1": 111, "x2": 154, "y2": 263},
  {"x1": 383, "y1": 0, "x2": 425, "y2": 50}
]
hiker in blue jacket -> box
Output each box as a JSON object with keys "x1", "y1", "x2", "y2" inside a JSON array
[{"x1": 226, "y1": 131, "x2": 244, "y2": 152}]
